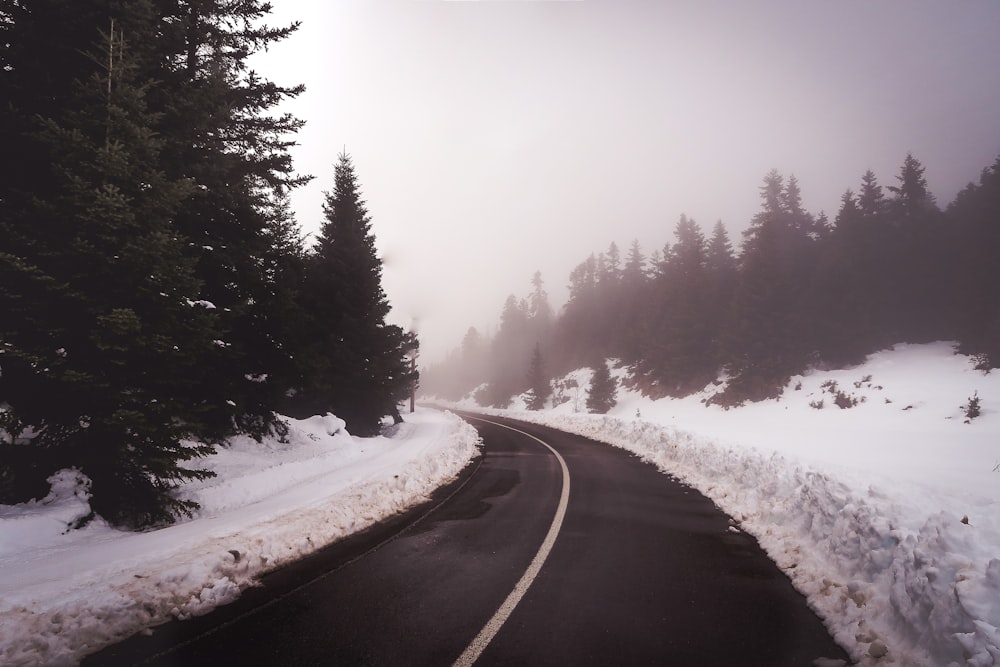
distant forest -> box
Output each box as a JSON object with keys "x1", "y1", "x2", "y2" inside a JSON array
[
  {"x1": 424, "y1": 154, "x2": 1000, "y2": 409},
  {"x1": 0, "y1": 2, "x2": 415, "y2": 527}
]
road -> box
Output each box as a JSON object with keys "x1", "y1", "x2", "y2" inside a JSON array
[{"x1": 87, "y1": 413, "x2": 849, "y2": 666}]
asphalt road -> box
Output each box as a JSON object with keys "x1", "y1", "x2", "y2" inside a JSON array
[{"x1": 86, "y1": 413, "x2": 849, "y2": 666}]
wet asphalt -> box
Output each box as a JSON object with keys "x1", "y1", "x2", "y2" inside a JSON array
[{"x1": 85, "y1": 412, "x2": 849, "y2": 666}]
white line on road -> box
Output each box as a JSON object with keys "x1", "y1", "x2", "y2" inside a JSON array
[{"x1": 453, "y1": 418, "x2": 571, "y2": 667}]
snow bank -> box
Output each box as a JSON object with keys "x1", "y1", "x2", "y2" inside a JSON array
[
  {"x1": 454, "y1": 343, "x2": 1000, "y2": 666},
  {"x1": 0, "y1": 408, "x2": 480, "y2": 667}
]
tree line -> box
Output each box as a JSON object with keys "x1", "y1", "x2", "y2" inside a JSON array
[
  {"x1": 0, "y1": 1, "x2": 415, "y2": 527},
  {"x1": 424, "y1": 153, "x2": 1000, "y2": 411}
]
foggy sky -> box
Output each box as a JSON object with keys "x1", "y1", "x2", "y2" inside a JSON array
[{"x1": 253, "y1": 0, "x2": 1000, "y2": 364}]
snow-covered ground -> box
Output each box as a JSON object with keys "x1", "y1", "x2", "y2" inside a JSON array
[
  {"x1": 0, "y1": 408, "x2": 481, "y2": 667},
  {"x1": 451, "y1": 341, "x2": 1000, "y2": 667},
  {"x1": 4, "y1": 342, "x2": 997, "y2": 667}
]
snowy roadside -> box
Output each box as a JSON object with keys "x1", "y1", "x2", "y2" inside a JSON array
[
  {"x1": 0, "y1": 408, "x2": 481, "y2": 667},
  {"x1": 449, "y1": 342, "x2": 1000, "y2": 667}
]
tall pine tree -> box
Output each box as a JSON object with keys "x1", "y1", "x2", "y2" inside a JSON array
[
  {"x1": 0, "y1": 21, "x2": 220, "y2": 525},
  {"x1": 947, "y1": 157, "x2": 1000, "y2": 368},
  {"x1": 717, "y1": 171, "x2": 817, "y2": 405},
  {"x1": 295, "y1": 153, "x2": 414, "y2": 435},
  {"x1": 525, "y1": 343, "x2": 551, "y2": 410},
  {"x1": 640, "y1": 215, "x2": 715, "y2": 396},
  {"x1": 145, "y1": 0, "x2": 310, "y2": 440}
]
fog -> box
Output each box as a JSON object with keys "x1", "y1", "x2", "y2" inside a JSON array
[{"x1": 254, "y1": 0, "x2": 1000, "y2": 363}]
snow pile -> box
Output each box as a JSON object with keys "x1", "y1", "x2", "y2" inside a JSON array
[
  {"x1": 0, "y1": 408, "x2": 480, "y2": 667},
  {"x1": 455, "y1": 342, "x2": 1000, "y2": 666}
]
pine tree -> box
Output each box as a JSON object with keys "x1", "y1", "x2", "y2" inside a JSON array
[
  {"x1": 883, "y1": 153, "x2": 948, "y2": 342},
  {"x1": 143, "y1": 0, "x2": 310, "y2": 441},
  {"x1": 527, "y1": 271, "x2": 554, "y2": 343},
  {"x1": 295, "y1": 153, "x2": 413, "y2": 435},
  {"x1": 617, "y1": 239, "x2": 650, "y2": 364},
  {"x1": 586, "y1": 361, "x2": 618, "y2": 414},
  {"x1": 716, "y1": 171, "x2": 817, "y2": 405},
  {"x1": 811, "y1": 187, "x2": 879, "y2": 365},
  {"x1": 857, "y1": 169, "x2": 886, "y2": 219},
  {"x1": 557, "y1": 253, "x2": 606, "y2": 369},
  {"x1": 482, "y1": 294, "x2": 531, "y2": 406},
  {"x1": 638, "y1": 215, "x2": 716, "y2": 396},
  {"x1": 0, "y1": 21, "x2": 220, "y2": 525},
  {"x1": 947, "y1": 157, "x2": 1000, "y2": 368},
  {"x1": 248, "y1": 193, "x2": 309, "y2": 427},
  {"x1": 525, "y1": 344, "x2": 550, "y2": 410},
  {"x1": 623, "y1": 240, "x2": 646, "y2": 285},
  {"x1": 703, "y1": 220, "x2": 738, "y2": 369},
  {"x1": 706, "y1": 221, "x2": 736, "y2": 275},
  {"x1": 888, "y1": 153, "x2": 935, "y2": 219}
]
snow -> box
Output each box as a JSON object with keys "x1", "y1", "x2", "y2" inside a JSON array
[
  {"x1": 185, "y1": 299, "x2": 216, "y2": 309},
  {"x1": 449, "y1": 342, "x2": 1000, "y2": 666},
  {"x1": 3, "y1": 342, "x2": 997, "y2": 666},
  {"x1": 0, "y1": 408, "x2": 481, "y2": 667}
]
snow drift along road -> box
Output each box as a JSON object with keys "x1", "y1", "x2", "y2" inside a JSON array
[{"x1": 0, "y1": 408, "x2": 481, "y2": 667}]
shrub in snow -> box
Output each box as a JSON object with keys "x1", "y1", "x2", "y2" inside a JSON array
[
  {"x1": 832, "y1": 389, "x2": 858, "y2": 409},
  {"x1": 586, "y1": 362, "x2": 618, "y2": 414},
  {"x1": 972, "y1": 353, "x2": 992, "y2": 373},
  {"x1": 964, "y1": 392, "x2": 982, "y2": 422},
  {"x1": 819, "y1": 380, "x2": 859, "y2": 409}
]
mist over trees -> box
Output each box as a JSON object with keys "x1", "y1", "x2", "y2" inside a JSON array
[
  {"x1": 0, "y1": 1, "x2": 414, "y2": 527},
  {"x1": 423, "y1": 153, "x2": 1000, "y2": 408},
  {"x1": 423, "y1": 272, "x2": 554, "y2": 407}
]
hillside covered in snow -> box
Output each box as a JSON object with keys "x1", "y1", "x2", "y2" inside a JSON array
[{"x1": 450, "y1": 341, "x2": 1000, "y2": 667}]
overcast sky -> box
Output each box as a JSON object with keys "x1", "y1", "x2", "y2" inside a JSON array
[{"x1": 253, "y1": 0, "x2": 1000, "y2": 364}]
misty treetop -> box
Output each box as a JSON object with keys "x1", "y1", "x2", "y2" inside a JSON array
[
  {"x1": 1, "y1": 2, "x2": 416, "y2": 528},
  {"x1": 423, "y1": 152, "x2": 1000, "y2": 409}
]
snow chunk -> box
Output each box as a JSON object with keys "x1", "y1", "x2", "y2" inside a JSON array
[{"x1": 186, "y1": 299, "x2": 217, "y2": 309}]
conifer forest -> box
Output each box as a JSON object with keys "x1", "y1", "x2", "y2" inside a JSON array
[
  {"x1": 423, "y1": 156, "x2": 1000, "y2": 412},
  {"x1": 2, "y1": 1, "x2": 999, "y2": 530},
  {"x1": 0, "y1": 1, "x2": 416, "y2": 527}
]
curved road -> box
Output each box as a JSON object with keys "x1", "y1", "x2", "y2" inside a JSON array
[{"x1": 87, "y1": 413, "x2": 848, "y2": 666}]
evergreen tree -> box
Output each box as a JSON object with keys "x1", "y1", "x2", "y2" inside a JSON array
[
  {"x1": 623, "y1": 239, "x2": 647, "y2": 285},
  {"x1": 295, "y1": 153, "x2": 414, "y2": 435},
  {"x1": 586, "y1": 361, "x2": 618, "y2": 414},
  {"x1": 589, "y1": 242, "x2": 624, "y2": 357},
  {"x1": 525, "y1": 344, "x2": 550, "y2": 410},
  {"x1": 454, "y1": 327, "x2": 489, "y2": 398},
  {"x1": 527, "y1": 271, "x2": 554, "y2": 343},
  {"x1": 640, "y1": 215, "x2": 715, "y2": 396},
  {"x1": 556, "y1": 254, "x2": 600, "y2": 369},
  {"x1": 948, "y1": 157, "x2": 1000, "y2": 368},
  {"x1": 480, "y1": 294, "x2": 531, "y2": 406},
  {"x1": 0, "y1": 21, "x2": 220, "y2": 525},
  {"x1": 716, "y1": 171, "x2": 817, "y2": 405},
  {"x1": 3, "y1": 0, "x2": 310, "y2": 444},
  {"x1": 706, "y1": 220, "x2": 737, "y2": 275},
  {"x1": 811, "y1": 187, "x2": 880, "y2": 364},
  {"x1": 888, "y1": 153, "x2": 935, "y2": 218},
  {"x1": 857, "y1": 169, "x2": 886, "y2": 219},
  {"x1": 144, "y1": 0, "x2": 310, "y2": 440},
  {"x1": 703, "y1": 220, "x2": 738, "y2": 367},
  {"x1": 617, "y1": 239, "x2": 650, "y2": 364},
  {"x1": 883, "y1": 153, "x2": 948, "y2": 342}
]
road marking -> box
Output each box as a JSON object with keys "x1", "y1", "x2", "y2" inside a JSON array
[{"x1": 453, "y1": 417, "x2": 571, "y2": 667}]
